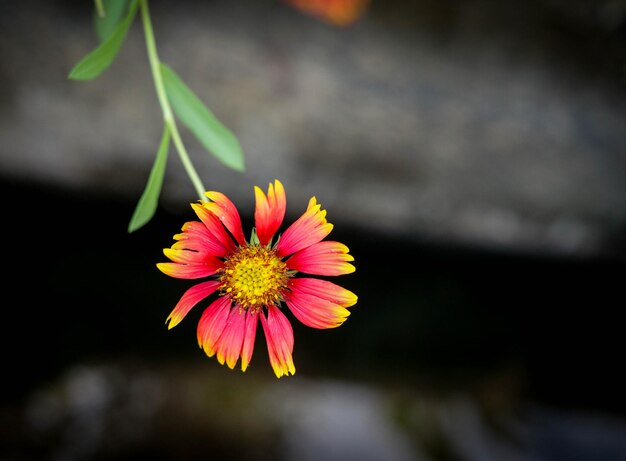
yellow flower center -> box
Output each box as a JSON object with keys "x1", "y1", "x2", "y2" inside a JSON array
[{"x1": 219, "y1": 245, "x2": 289, "y2": 311}]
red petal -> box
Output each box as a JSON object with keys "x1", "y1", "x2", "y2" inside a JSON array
[
  {"x1": 254, "y1": 179, "x2": 286, "y2": 246},
  {"x1": 260, "y1": 305, "x2": 295, "y2": 378},
  {"x1": 191, "y1": 203, "x2": 237, "y2": 254},
  {"x1": 283, "y1": 290, "x2": 350, "y2": 329},
  {"x1": 241, "y1": 310, "x2": 259, "y2": 372},
  {"x1": 173, "y1": 221, "x2": 230, "y2": 257},
  {"x1": 276, "y1": 197, "x2": 333, "y2": 257},
  {"x1": 156, "y1": 260, "x2": 222, "y2": 279},
  {"x1": 163, "y1": 248, "x2": 220, "y2": 266},
  {"x1": 197, "y1": 297, "x2": 232, "y2": 357},
  {"x1": 166, "y1": 280, "x2": 221, "y2": 329},
  {"x1": 204, "y1": 191, "x2": 247, "y2": 246},
  {"x1": 214, "y1": 306, "x2": 247, "y2": 369},
  {"x1": 288, "y1": 278, "x2": 357, "y2": 307},
  {"x1": 286, "y1": 240, "x2": 355, "y2": 275}
]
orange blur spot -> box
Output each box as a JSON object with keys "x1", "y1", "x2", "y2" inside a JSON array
[{"x1": 283, "y1": 0, "x2": 370, "y2": 26}]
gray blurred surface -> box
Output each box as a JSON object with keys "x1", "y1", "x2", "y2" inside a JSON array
[{"x1": 15, "y1": 361, "x2": 626, "y2": 461}]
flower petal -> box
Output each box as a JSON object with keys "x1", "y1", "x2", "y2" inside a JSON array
[
  {"x1": 163, "y1": 248, "x2": 222, "y2": 266},
  {"x1": 288, "y1": 278, "x2": 357, "y2": 308},
  {"x1": 197, "y1": 296, "x2": 232, "y2": 357},
  {"x1": 241, "y1": 310, "x2": 259, "y2": 372},
  {"x1": 260, "y1": 305, "x2": 295, "y2": 378},
  {"x1": 283, "y1": 290, "x2": 350, "y2": 329},
  {"x1": 214, "y1": 306, "x2": 247, "y2": 369},
  {"x1": 276, "y1": 197, "x2": 333, "y2": 257},
  {"x1": 166, "y1": 280, "x2": 221, "y2": 329},
  {"x1": 191, "y1": 202, "x2": 237, "y2": 254},
  {"x1": 173, "y1": 221, "x2": 230, "y2": 257},
  {"x1": 254, "y1": 179, "x2": 286, "y2": 246},
  {"x1": 286, "y1": 240, "x2": 355, "y2": 275},
  {"x1": 156, "y1": 260, "x2": 222, "y2": 279},
  {"x1": 204, "y1": 191, "x2": 247, "y2": 246}
]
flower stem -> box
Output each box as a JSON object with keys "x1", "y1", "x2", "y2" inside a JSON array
[
  {"x1": 95, "y1": 0, "x2": 105, "y2": 18},
  {"x1": 139, "y1": 0, "x2": 207, "y2": 201}
]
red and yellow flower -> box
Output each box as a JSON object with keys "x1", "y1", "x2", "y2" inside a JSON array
[
  {"x1": 282, "y1": 0, "x2": 370, "y2": 26},
  {"x1": 157, "y1": 180, "x2": 357, "y2": 377}
]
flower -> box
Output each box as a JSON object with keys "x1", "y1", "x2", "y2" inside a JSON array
[
  {"x1": 282, "y1": 0, "x2": 370, "y2": 26},
  {"x1": 157, "y1": 179, "x2": 357, "y2": 377}
]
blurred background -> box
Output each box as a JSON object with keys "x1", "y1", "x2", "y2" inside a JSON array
[{"x1": 1, "y1": 0, "x2": 625, "y2": 460}]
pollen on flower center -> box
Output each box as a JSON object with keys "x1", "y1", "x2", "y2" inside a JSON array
[{"x1": 219, "y1": 245, "x2": 289, "y2": 311}]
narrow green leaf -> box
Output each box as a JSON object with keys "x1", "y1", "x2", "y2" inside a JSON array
[
  {"x1": 68, "y1": 0, "x2": 138, "y2": 80},
  {"x1": 160, "y1": 63, "x2": 245, "y2": 172},
  {"x1": 94, "y1": 0, "x2": 130, "y2": 43},
  {"x1": 128, "y1": 125, "x2": 171, "y2": 233}
]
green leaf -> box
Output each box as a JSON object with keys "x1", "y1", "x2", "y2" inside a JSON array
[
  {"x1": 68, "y1": 0, "x2": 138, "y2": 80},
  {"x1": 249, "y1": 228, "x2": 260, "y2": 246},
  {"x1": 128, "y1": 125, "x2": 171, "y2": 233},
  {"x1": 94, "y1": 0, "x2": 130, "y2": 43},
  {"x1": 160, "y1": 63, "x2": 245, "y2": 172}
]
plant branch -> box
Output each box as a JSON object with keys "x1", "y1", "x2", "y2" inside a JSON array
[{"x1": 139, "y1": 0, "x2": 207, "y2": 201}]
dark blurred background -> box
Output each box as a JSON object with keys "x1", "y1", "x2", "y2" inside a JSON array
[{"x1": 1, "y1": 1, "x2": 625, "y2": 460}]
